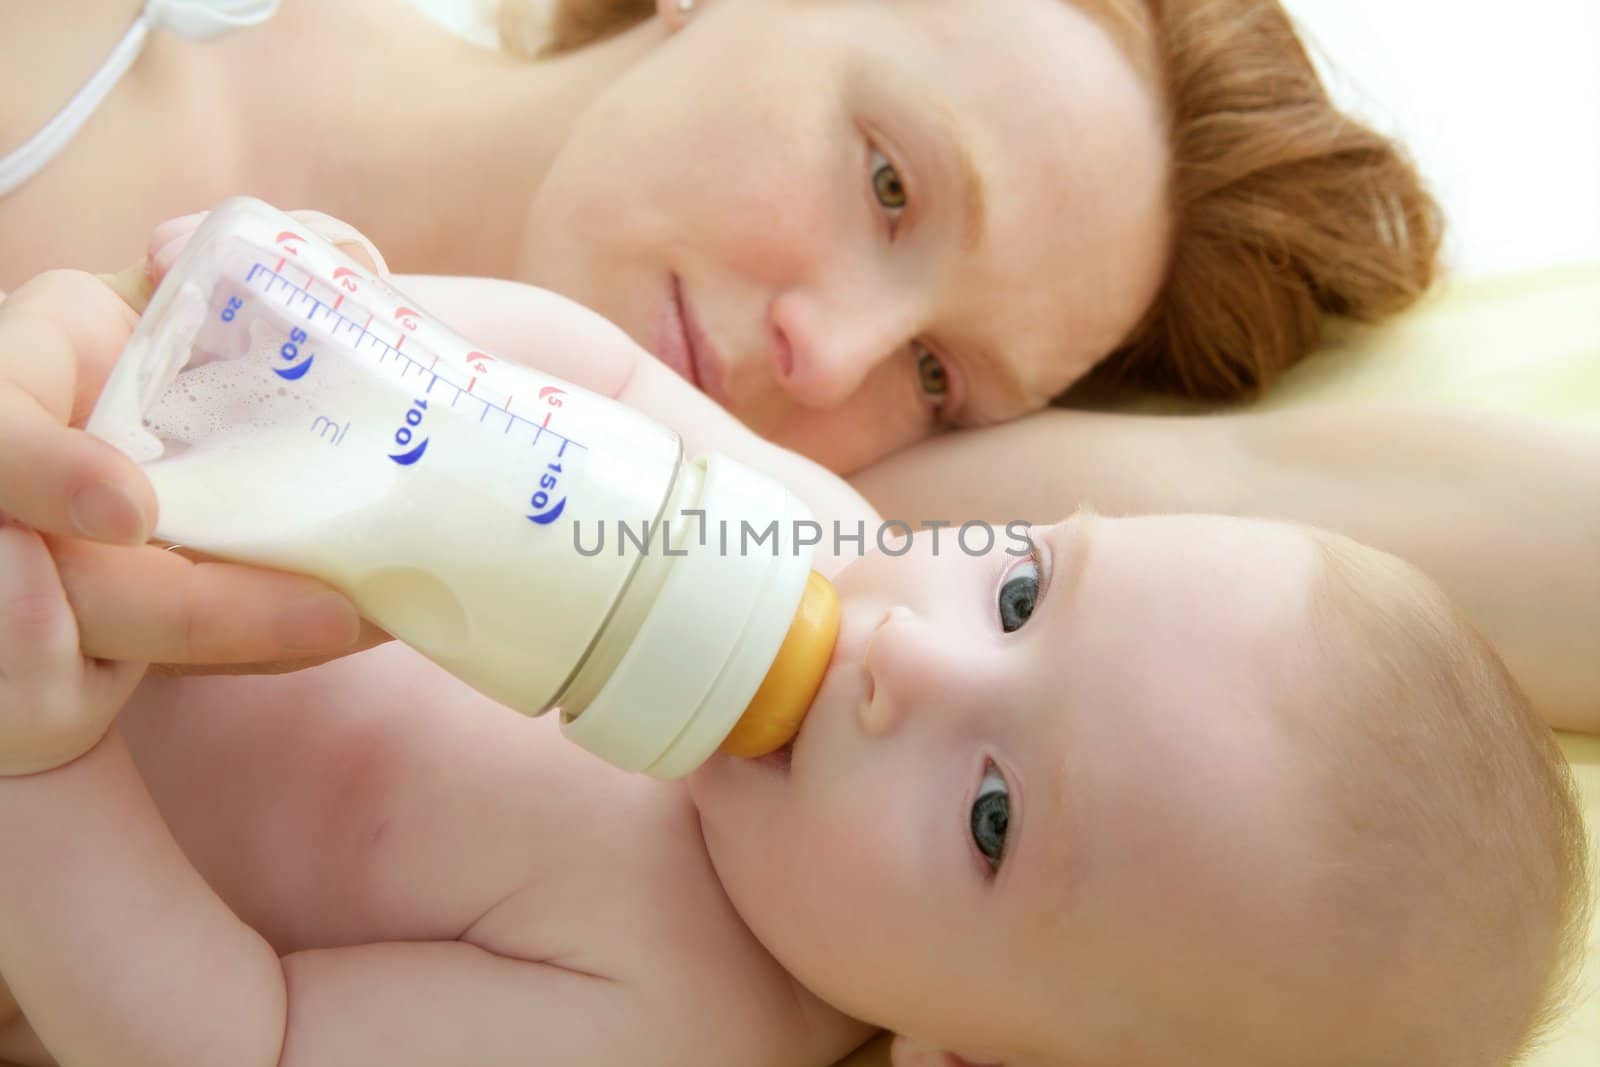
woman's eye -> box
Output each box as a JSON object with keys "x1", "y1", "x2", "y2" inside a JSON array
[
  {"x1": 870, "y1": 149, "x2": 908, "y2": 214},
  {"x1": 998, "y1": 549, "x2": 1041, "y2": 633},
  {"x1": 915, "y1": 345, "x2": 949, "y2": 403},
  {"x1": 971, "y1": 764, "x2": 1010, "y2": 870}
]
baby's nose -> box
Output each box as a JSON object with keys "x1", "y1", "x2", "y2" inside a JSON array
[{"x1": 856, "y1": 605, "x2": 953, "y2": 737}]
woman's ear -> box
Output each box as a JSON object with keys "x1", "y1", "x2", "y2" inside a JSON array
[
  {"x1": 655, "y1": 0, "x2": 708, "y2": 33},
  {"x1": 889, "y1": 1034, "x2": 999, "y2": 1067}
]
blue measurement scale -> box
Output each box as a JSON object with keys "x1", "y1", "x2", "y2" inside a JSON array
[{"x1": 224, "y1": 251, "x2": 589, "y2": 529}]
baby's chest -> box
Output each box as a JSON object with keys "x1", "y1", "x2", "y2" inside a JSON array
[
  {"x1": 119, "y1": 648, "x2": 863, "y2": 1064},
  {"x1": 120, "y1": 647, "x2": 696, "y2": 955}
]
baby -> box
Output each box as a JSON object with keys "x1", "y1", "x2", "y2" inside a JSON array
[{"x1": 0, "y1": 221, "x2": 1590, "y2": 1067}]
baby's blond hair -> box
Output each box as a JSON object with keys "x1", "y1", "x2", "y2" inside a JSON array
[{"x1": 1277, "y1": 532, "x2": 1592, "y2": 1066}]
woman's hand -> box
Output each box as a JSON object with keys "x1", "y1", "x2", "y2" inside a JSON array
[
  {"x1": 0, "y1": 518, "x2": 143, "y2": 775},
  {"x1": 0, "y1": 257, "x2": 386, "y2": 678}
]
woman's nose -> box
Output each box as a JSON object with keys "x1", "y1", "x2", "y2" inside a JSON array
[
  {"x1": 767, "y1": 287, "x2": 919, "y2": 410},
  {"x1": 857, "y1": 606, "x2": 964, "y2": 738}
]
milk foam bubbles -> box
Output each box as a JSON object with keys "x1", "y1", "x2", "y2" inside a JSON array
[{"x1": 87, "y1": 198, "x2": 819, "y2": 778}]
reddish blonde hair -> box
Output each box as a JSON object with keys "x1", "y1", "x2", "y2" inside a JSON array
[
  {"x1": 1095, "y1": 0, "x2": 1443, "y2": 399},
  {"x1": 502, "y1": 0, "x2": 1444, "y2": 403}
]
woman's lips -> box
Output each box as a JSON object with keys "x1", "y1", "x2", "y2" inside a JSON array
[{"x1": 655, "y1": 275, "x2": 726, "y2": 405}]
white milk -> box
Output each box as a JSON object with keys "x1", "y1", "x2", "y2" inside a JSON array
[{"x1": 87, "y1": 198, "x2": 817, "y2": 778}]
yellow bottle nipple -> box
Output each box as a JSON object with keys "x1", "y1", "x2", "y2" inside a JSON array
[{"x1": 720, "y1": 570, "x2": 840, "y2": 758}]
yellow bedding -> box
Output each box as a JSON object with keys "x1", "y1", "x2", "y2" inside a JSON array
[{"x1": 835, "y1": 265, "x2": 1600, "y2": 1067}]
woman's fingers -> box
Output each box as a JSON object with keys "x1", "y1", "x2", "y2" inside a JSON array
[
  {"x1": 0, "y1": 274, "x2": 155, "y2": 543},
  {"x1": 49, "y1": 536, "x2": 374, "y2": 666},
  {"x1": 143, "y1": 619, "x2": 393, "y2": 677},
  {"x1": 0, "y1": 521, "x2": 145, "y2": 776},
  {"x1": 0, "y1": 522, "x2": 78, "y2": 680},
  {"x1": 0, "y1": 212, "x2": 398, "y2": 674},
  {"x1": 0, "y1": 384, "x2": 153, "y2": 545},
  {"x1": 0, "y1": 268, "x2": 139, "y2": 422},
  {"x1": 96, "y1": 262, "x2": 156, "y2": 314}
]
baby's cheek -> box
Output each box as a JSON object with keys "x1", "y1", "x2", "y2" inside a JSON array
[
  {"x1": 807, "y1": 767, "x2": 927, "y2": 889},
  {"x1": 888, "y1": 647, "x2": 1000, "y2": 725}
]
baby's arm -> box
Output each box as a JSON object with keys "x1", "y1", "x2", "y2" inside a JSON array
[
  {"x1": 0, "y1": 729, "x2": 285, "y2": 1066},
  {"x1": 396, "y1": 275, "x2": 882, "y2": 577},
  {"x1": 0, "y1": 261, "x2": 785, "y2": 1067},
  {"x1": 0, "y1": 727, "x2": 699, "y2": 1067},
  {"x1": 0, "y1": 500, "x2": 698, "y2": 1066}
]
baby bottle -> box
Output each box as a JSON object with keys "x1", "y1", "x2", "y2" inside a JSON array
[{"x1": 85, "y1": 197, "x2": 837, "y2": 778}]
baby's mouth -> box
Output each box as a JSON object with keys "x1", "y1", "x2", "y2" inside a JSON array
[{"x1": 755, "y1": 737, "x2": 795, "y2": 773}]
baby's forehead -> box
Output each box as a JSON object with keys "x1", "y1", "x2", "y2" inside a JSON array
[
  {"x1": 1090, "y1": 513, "x2": 1325, "y2": 631},
  {"x1": 1027, "y1": 516, "x2": 1329, "y2": 794}
]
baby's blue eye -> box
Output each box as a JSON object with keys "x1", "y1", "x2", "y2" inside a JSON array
[
  {"x1": 998, "y1": 557, "x2": 1040, "y2": 633},
  {"x1": 971, "y1": 764, "x2": 1010, "y2": 870}
]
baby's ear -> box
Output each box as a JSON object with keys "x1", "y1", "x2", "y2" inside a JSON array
[{"x1": 888, "y1": 1034, "x2": 999, "y2": 1067}]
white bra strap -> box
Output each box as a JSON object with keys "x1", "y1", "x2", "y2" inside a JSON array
[
  {"x1": 146, "y1": 0, "x2": 281, "y2": 43},
  {"x1": 0, "y1": 0, "x2": 279, "y2": 198}
]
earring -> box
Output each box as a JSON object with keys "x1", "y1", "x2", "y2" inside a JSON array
[{"x1": 676, "y1": 0, "x2": 695, "y2": 14}]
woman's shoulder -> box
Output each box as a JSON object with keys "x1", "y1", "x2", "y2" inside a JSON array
[{"x1": 848, "y1": 404, "x2": 1223, "y2": 525}]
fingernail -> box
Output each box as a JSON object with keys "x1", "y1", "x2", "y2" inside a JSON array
[
  {"x1": 96, "y1": 264, "x2": 156, "y2": 313},
  {"x1": 147, "y1": 212, "x2": 208, "y2": 281},
  {"x1": 70, "y1": 482, "x2": 149, "y2": 543},
  {"x1": 334, "y1": 238, "x2": 390, "y2": 276},
  {"x1": 149, "y1": 235, "x2": 188, "y2": 282},
  {"x1": 148, "y1": 212, "x2": 206, "y2": 256},
  {"x1": 281, "y1": 590, "x2": 363, "y2": 653},
  {"x1": 287, "y1": 210, "x2": 390, "y2": 275}
]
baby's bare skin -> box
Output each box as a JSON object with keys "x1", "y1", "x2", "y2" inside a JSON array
[
  {"x1": 0, "y1": 249, "x2": 881, "y2": 1066},
  {"x1": 1, "y1": 642, "x2": 871, "y2": 1065}
]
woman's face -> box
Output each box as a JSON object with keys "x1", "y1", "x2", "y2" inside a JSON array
[{"x1": 518, "y1": 0, "x2": 1171, "y2": 473}]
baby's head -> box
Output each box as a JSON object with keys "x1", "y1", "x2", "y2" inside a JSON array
[{"x1": 688, "y1": 510, "x2": 1591, "y2": 1066}]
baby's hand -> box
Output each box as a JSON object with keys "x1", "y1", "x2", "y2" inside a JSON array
[
  {"x1": 147, "y1": 207, "x2": 389, "y2": 288},
  {"x1": 0, "y1": 519, "x2": 142, "y2": 775}
]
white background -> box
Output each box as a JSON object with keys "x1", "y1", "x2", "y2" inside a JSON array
[{"x1": 1285, "y1": 0, "x2": 1600, "y2": 279}]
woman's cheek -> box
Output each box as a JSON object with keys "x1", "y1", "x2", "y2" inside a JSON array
[
  {"x1": 718, "y1": 194, "x2": 834, "y2": 289},
  {"x1": 696, "y1": 127, "x2": 849, "y2": 286}
]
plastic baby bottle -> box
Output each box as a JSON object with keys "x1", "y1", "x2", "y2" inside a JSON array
[{"x1": 85, "y1": 197, "x2": 837, "y2": 778}]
